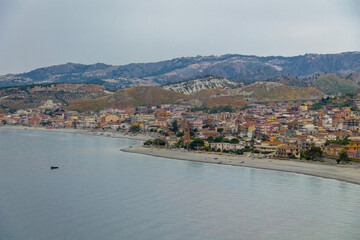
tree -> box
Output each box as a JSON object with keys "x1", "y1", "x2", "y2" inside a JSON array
[
  {"x1": 189, "y1": 138, "x2": 205, "y2": 150},
  {"x1": 171, "y1": 120, "x2": 179, "y2": 133},
  {"x1": 176, "y1": 131, "x2": 185, "y2": 138},
  {"x1": 206, "y1": 136, "x2": 214, "y2": 143},
  {"x1": 175, "y1": 140, "x2": 184, "y2": 148},
  {"x1": 217, "y1": 128, "x2": 224, "y2": 135},
  {"x1": 144, "y1": 139, "x2": 153, "y2": 146},
  {"x1": 130, "y1": 125, "x2": 140, "y2": 133},
  {"x1": 214, "y1": 136, "x2": 224, "y2": 142},
  {"x1": 250, "y1": 138, "x2": 255, "y2": 149},
  {"x1": 337, "y1": 151, "x2": 350, "y2": 164},
  {"x1": 261, "y1": 134, "x2": 270, "y2": 141},
  {"x1": 230, "y1": 138, "x2": 239, "y2": 144},
  {"x1": 153, "y1": 138, "x2": 166, "y2": 146},
  {"x1": 304, "y1": 146, "x2": 322, "y2": 161}
]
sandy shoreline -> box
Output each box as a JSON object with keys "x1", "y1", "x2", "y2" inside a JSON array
[
  {"x1": 3, "y1": 125, "x2": 360, "y2": 185},
  {"x1": 0, "y1": 125, "x2": 151, "y2": 141},
  {"x1": 122, "y1": 146, "x2": 360, "y2": 185}
]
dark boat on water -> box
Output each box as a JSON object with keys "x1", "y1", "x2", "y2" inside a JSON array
[{"x1": 50, "y1": 166, "x2": 59, "y2": 170}]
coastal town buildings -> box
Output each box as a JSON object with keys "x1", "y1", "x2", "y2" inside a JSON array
[{"x1": 2, "y1": 99, "x2": 360, "y2": 162}]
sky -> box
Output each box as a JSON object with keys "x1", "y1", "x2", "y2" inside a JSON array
[{"x1": 0, "y1": 0, "x2": 359, "y2": 75}]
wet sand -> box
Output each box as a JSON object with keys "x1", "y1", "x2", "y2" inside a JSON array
[{"x1": 122, "y1": 146, "x2": 360, "y2": 185}]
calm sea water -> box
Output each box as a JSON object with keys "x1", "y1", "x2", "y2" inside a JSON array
[{"x1": 0, "y1": 129, "x2": 360, "y2": 240}]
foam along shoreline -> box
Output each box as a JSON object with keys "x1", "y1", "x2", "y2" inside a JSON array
[
  {"x1": 0, "y1": 125, "x2": 151, "y2": 141},
  {"x1": 122, "y1": 146, "x2": 360, "y2": 185}
]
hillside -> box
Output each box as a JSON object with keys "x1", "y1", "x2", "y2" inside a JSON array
[
  {"x1": 310, "y1": 74, "x2": 360, "y2": 94},
  {"x1": 67, "y1": 86, "x2": 194, "y2": 112},
  {"x1": 194, "y1": 82, "x2": 324, "y2": 102},
  {"x1": 67, "y1": 81, "x2": 325, "y2": 112},
  {"x1": 234, "y1": 82, "x2": 323, "y2": 101},
  {"x1": 162, "y1": 75, "x2": 242, "y2": 94},
  {"x1": 1, "y1": 52, "x2": 359, "y2": 88},
  {"x1": 0, "y1": 84, "x2": 109, "y2": 113},
  {"x1": 270, "y1": 73, "x2": 360, "y2": 95}
]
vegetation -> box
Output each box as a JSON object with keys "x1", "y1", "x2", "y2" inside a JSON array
[
  {"x1": 337, "y1": 151, "x2": 350, "y2": 164},
  {"x1": 214, "y1": 136, "x2": 224, "y2": 142},
  {"x1": 208, "y1": 105, "x2": 234, "y2": 113},
  {"x1": 170, "y1": 120, "x2": 179, "y2": 133},
  {"x1": 129, "y1": 125, "x2": 141, "y2": 133},
  {"x1": 324, "y1": 136, "x2": 350, "y2": 146},
  {"x1": 189, "y1": 138, "x2": 205, "y2": 150},
  {"x1": 206, "y1": 136, "x2": 214, "y2": 142},
  {"x1": 176, "y1": 131, "x2": 185, "y2": 138},
  {"x1": 217, "y1": 127, "x2": 225, "y2": 135},
  {"x1": 311, "y1": 97, "x2": 350, "y2": 110},
  {"x1": 191, "y1": 105, "x2": 234, "y2": 113},
  {"x1": 144, "y1": 138, "x2": 166, "y2": 146},
  {"x1": 261, "y1": 134, "x2": 269, "y2": 141},
  {"x1": 304, "y1": 146, "x2": 323, "y2": 161}
]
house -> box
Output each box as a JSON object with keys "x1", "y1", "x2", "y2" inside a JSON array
[
  {"x1": 210, "y1": 142, "x2": 245, "y2": 151},
  {"x1": 323, "y1": 144, "x2": 345, "y2": 156},
  {"x1": 276, "y1": 145, "x2": 301, "y2": 159},
  {"x1": 102, "y1": 113, "x2": 119, "y2": 124},
  {"x1": 254, "y1": 141, "x2": 283, "y2": 154},
  {"x1": 344, "y1": 141, "x2": 360, "y2": 151}
]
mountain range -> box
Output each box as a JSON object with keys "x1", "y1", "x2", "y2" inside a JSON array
[{"x1": 1, "y1": 52, "x2": 359, "y2": 88}]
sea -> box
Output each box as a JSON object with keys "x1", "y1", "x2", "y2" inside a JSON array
[{"x1": 0, "y1": 129, "x2": 360, "y2": 240}]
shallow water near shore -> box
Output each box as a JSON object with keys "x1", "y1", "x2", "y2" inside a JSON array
[{"x1": 1, "y1": 129, "x2": 360, "y2": 240}]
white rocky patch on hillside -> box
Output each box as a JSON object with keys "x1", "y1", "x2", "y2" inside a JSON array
[{"x1": 162, "y1": 76, "x2": 241, "y2": 94}]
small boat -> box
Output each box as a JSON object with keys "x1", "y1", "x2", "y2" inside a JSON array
[
  {"x1": 217, "y1": 161, "x2": 223, "y2": 164},
  {"x1": 50, "y1": 166, "x2": 59, "y2": 170}
]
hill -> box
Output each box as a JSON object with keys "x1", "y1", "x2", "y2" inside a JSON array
[
  {"x1": 1, "y1": 52, "x2": 360, "y2": 88},
  {"x1": 68, "y1": 82, "x2": 324, "y2": 112},
  {"x1": 194, "y1": 82, "x2": 324, "y2": 103},
  {"x1": 270, "y1": 73, "x2": 360, "y2": 95},
  {"x1": 162, "y1": 75, "x2": 242, "y2": 94},
  {"x1": 67, "y1": 86, "x2": 195, "y2": 112},
  {"x1": 0, "y1": 84, "x2": 109, "y2": 113}
]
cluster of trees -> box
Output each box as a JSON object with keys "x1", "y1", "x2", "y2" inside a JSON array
[
  {"x1": 129, "y1": 125, "x2": 140, "y2": 133},
  {"x1": 337, "y1": 151, "x2": 350, "y2": 164},
  {"x1": 206, "y1": 136, "x2": 240, "y2": 144},
  {"x1": 311, "y1": 96, "x2": 350, "y2": 110},
  {"x1": 191, "y1": 105, "x2": 234, "y2": 113},
  {"x1": 144, "y1": 138, "x2": 166, "y2": 146},
  {"x1": 303, "y1": 146, "x2": 322, "y2": 161},
  {"x1": 324, "y1": 136, "x2": 350, "y2": 146}
]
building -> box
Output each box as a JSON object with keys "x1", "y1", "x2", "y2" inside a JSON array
[{"x1": 276, "y1": 145, "x2": 300, "y2": 159}]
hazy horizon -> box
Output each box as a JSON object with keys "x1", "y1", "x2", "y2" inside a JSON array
[{"x1": 1, "y1": 0, "x2": 359, "y2": 75}]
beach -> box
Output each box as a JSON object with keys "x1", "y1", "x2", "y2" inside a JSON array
[
  {"x1": 122, "y1": 146, "x2": 360, "y2": 185},
  {"x1": 0, "y1": 125, "x2": 152, "y2": 141}
]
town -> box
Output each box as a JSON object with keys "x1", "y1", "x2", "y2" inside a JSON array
[{"x1": 2, "y1": 97, "x2": 360, "y2": 164}]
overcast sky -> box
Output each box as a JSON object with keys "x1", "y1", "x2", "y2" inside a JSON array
[{"x1": 0, "y1": 0, "x2": 359, "y2": 75}]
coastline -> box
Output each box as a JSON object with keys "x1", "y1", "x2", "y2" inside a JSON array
[
  {"x1": 3, "y1": 125, "x2": 360, "y2": 185},
  {"x1": 0, "y1": 125, "x2": 151, "y2": 141},
  {"x1": 122, "y1": 146, "x2": 360, "y2": 185}
]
